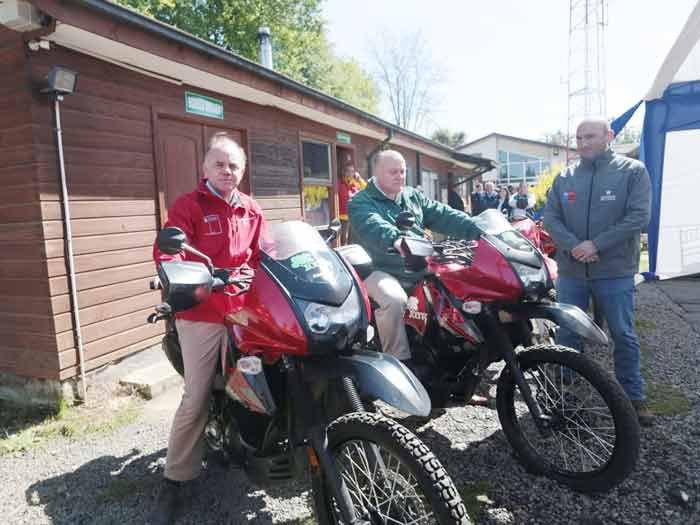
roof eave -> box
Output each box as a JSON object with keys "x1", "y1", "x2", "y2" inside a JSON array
[{"x1": 72, "y1": 0, "x2": 469, "y2": 161}]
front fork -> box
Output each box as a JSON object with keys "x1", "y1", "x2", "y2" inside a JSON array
[
  {"x1": 284, "y1": 358, "x2": 368, "y2": 525},
  {"x1": 478, "y1": 310, "x2": 553, "y2": 432}
]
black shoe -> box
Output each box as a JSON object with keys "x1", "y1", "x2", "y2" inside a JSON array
[
  {"x1": 631, "y1": 400, "x2": 655, "y2": 427},
  {"x1": 148, "y1": 478, "x2": 181, "y2": 525}
]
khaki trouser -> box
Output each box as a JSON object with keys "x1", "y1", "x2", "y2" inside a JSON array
[
  {"x1": 364, "y1": 271, "x2": 410, "y2": 360},
  {"x1": 164, "y1": 319, "x2": 227, "y2": 482}
]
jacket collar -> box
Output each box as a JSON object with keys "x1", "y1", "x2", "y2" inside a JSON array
[
  {"x1": 197, "y1": 179, "x2": 242, "y2": 207},
  {"x1": 366, "y1": 179, "x2": 403, "y2": 204},
  {"x1": 580, "y1": 147, "x2": 614, "y2": 169}
]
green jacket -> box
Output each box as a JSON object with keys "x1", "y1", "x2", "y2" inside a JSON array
[{"x1": 348, "y1": 180, "x2": 479, "y2": 283}]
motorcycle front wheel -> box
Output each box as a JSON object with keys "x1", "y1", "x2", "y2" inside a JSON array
[
  {"x1": 496, "y1": 344, "x2": 640, "y2": 493},
  {"x1": 312, "y1": 412, "x2": 471, "y2": 525}
]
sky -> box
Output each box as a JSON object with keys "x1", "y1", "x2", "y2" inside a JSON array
[{"x1": 323, "y1": 0, "x2": 698, "y2": 143}]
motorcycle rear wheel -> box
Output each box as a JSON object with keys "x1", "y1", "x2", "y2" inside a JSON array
[
  {"x1": 312, "y1": 412, "x2": 471, "y2": 525},
  {"x1": 496, "y1": 344, "x2": 640, "y2": 493}
]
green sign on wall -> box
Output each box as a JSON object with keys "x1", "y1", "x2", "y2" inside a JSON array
[
  {"x1": 336, "y1": 131, "x2": 352, "y2": 144},
  {"x1": 185, "y1": 91, "x2": 224, "y2": 120}
]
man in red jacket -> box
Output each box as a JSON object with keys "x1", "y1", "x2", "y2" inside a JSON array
[{"x1": 149, "y1": 133, "x2": 267, "y2": 524}]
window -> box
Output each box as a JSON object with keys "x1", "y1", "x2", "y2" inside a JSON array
[
  {"x1": 302, "y1": 140, "x2": 332, "y2": 227},
  {"x1": 497, "y1": 150, "x2": 549, "y2": 186},
  {"x1": 421, "y1": 170, "x2": 439, "y2": 201},
  {"x1": 406, "y1": 166, "x2": 416, "y2": 187}
]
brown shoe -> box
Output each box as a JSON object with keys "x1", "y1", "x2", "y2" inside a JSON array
[{"x1": 631, "y1": 400, "x2": 654, "y2": 427}]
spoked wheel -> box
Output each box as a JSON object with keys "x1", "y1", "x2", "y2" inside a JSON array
[
  {"x1": 312, "y1": 412, "x2": 471, "y2": 524},
  {"x1": 496, "y1": 344, "x2": 640, "y2": 493}
]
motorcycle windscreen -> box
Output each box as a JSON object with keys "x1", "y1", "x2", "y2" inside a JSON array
[
  {"x1": 656, "y1": 129, "x2": 700, "y2": 279},
  {"x1": 262, "y1": 221, "x2": 353, "y2": 306},
  {"x1": 472, "y1": 209, "x2": 542, "y2": 268}
]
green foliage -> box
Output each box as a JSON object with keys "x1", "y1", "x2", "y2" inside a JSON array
[
  {"x1": 0, "y1": 399, "x2": 141, "y2": 456},
  {"x1": 431, "y1": 128, "x2": 467, "y2": 148},
  {"x1": 459, "y1": 480, "x2": 494, "y2": 520},
  {"x1": 646, "y1": 382, "x2": 691, "y2": 416},
  {"x1": 531, "y1": 163, "x2": 564, "y2": 209},
  {"x1": 615, "y1": 126, "x2": 641, "y2": 145},
  {"x1": 115, "y1": 0, "x2": 378, "y2": 113}
]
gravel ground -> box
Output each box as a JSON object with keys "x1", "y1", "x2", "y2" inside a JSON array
[{"x1": 1, "y1": 281, "x2": 698, "y2": 524}]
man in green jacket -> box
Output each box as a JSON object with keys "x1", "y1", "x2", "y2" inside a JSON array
[{"x1": 348, "y1": 150, "x2": 479, "y2": 368}]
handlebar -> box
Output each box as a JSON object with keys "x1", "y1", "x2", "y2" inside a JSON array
[
  {"x1": 388, "y1": 237, "x2": 476, "y2": 266},
  {"x1": 148, "y1": 264, "x2": 255, "y2": 323}
]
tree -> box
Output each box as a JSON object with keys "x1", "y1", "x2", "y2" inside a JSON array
[
  {"x1": 370, "y1": 31, "x2": 443, "y2": 132},
  {"x1": 542, "y1": 130, "x2": 567, "y2": 146},
  {"x1": 531, "y1": 163, "x2": 565, "y2": 210},
  {"x1": 115, "y1": 0, "x2": 378, "y2": 113},
  {"x1": 431, "y1": 128, "x2": 467, "y2": 149},
  {"x1": 615, "y1": 126, "x2": 641, "y2": 144},
  {"x1": 309, "y1": 48, "x2": 379, "y2": 113}
]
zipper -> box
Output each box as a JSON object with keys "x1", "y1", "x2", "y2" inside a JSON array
[{"x1": 584, "y1": 163, "x2": 596, "y2": 277}]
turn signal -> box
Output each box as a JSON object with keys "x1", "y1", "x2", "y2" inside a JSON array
[{"x1": 462, "y1": 301, "x2": 482, "y2": 314}]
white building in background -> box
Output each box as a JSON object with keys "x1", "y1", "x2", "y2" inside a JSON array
[{"x1": 458, "y1": 133, "x2": 577, "y2": 186}]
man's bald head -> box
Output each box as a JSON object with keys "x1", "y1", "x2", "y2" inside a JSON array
[
  {"x1": 576, "y1": 117, "x2": 613, "y2": 160},
  {"x1": 373, "y1": 149, "x2": 406, "y2": 199},
  {"x1": 373, "y1": 149, "x2": 405, "y2": 170}
]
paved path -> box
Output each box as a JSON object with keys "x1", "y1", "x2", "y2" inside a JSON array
[{"x1": 654, "y1": 275, "x2": 700, "y2": 332}]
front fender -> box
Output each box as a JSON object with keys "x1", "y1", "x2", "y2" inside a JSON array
[
  {"x1": 338, "y1": 351, "x2": 431, "y2": 416},
  {"x1": 505, "y1": 302, "x2": 608, "y2": 345}
]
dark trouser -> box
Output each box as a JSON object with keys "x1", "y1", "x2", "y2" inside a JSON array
[{"x1": 340, "y1": 219, "x2": 351, "y2": 245}]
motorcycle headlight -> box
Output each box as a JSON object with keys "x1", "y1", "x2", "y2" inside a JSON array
[
  {"x1": 511, "y1": 262, "x2": 547, "y2": 291},
  {"x1": 300, "y1": 290, "x2": 361, "y2": 335}
]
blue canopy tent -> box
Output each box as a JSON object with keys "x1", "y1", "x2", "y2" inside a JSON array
[{"x1": 612, "y1": 1, "x2": 700, "y2": 280}]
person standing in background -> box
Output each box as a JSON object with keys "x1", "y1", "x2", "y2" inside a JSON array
[
  {"x1": 338, "y1": 164, "x2": 366, "y2": 244},
  {"x1": 482, "y1": 181, "x2": 499, "y2": 210},
  {"x1": 470, "y1": 182, "x2": 485, "y2": 215},
  {"x1": 447, "y1": 174, "x2": 466, "y2": 212},
  {"x1": 543, "y1": 117, "x2": 653, "y2": 426}
]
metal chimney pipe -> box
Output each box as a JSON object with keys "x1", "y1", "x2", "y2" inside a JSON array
[{"x1": 258, "y1": 26, "x2": 273, "y2": 69}]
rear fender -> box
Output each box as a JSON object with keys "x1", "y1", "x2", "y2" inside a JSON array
[{"x1": 504, "y1": 302, "x2": 608, "y2": 345}]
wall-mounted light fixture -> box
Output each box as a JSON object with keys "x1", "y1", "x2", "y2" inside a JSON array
[
  {"x1": 44, "y1": 65, "x2": 78, "y2": 95},
  {"x1": 41, "y1": 65, "x2": 87, "y2": 400}
]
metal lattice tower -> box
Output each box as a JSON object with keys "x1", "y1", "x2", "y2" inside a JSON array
[{"x1": 567, "y1": 0, "x2": 608, "y2": 151}]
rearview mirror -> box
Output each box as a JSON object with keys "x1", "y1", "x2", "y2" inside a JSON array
[
  {"x1": 322, "y1": 218, "x2": 342, "y2": 244},
  {"x1": 395, "y1": 211, "x2": 416, "y2": 231},
  {"x1": 157, "y1": 227, "x2": 187, "y2": 255},
  {"x1": 329, "y1": 218, "x2": 342, "y2": 233}
]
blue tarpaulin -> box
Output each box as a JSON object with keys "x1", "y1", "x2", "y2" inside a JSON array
[{"x1": 610, "y1": 2, "x2": 700, "y2": 279}]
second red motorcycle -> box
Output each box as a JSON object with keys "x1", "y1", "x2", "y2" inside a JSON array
[{"x1": 342, "y1": 209, "x2": 640, "y2": 493}]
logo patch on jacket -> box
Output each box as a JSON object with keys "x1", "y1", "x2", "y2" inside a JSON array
[
  {"x1": 600, "y1": 190, "x2": 616, "y2": 202},
  {"x1": 204, "y1": 214, "x2": 223, "y2": 235},
  {"x1": 563, "y1": 191, "x2": 576, "y2": 203}
]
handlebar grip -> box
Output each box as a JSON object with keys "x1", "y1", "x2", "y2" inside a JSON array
[{"x1": 212, "y1": 277, "x2": 227, "y2": 289}]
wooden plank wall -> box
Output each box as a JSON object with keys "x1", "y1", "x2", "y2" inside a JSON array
[
  {"x1": 28, "y1": 48, "x2": 165, "y2": 380},
  {"x1": 19, "y1": 39, "x2": 466, "y2": 381},
  {"x1": 0, "y1": 28, "x2": 63, "y2": 379},
  {"x1": 24, "y1": 45, "x2": 308, "y2": 379}
]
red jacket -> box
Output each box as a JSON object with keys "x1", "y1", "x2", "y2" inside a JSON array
[
  {"x1": 338, "y1": 176, "x2": 367, "y2": 220},
  {"x1": 153, "y1": 180, "x2": 267, "y2": 323}
]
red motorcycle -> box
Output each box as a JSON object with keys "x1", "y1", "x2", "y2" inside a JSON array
[
  {"x1": 510, "y1": 215, "x2": 557, "y2": 258},
  {"x1": 344, "y1": 210, "x2": 639, "y2": 493},
  {"x1": 150, "y1": 221, "x2": 470, "y2": 525}
]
